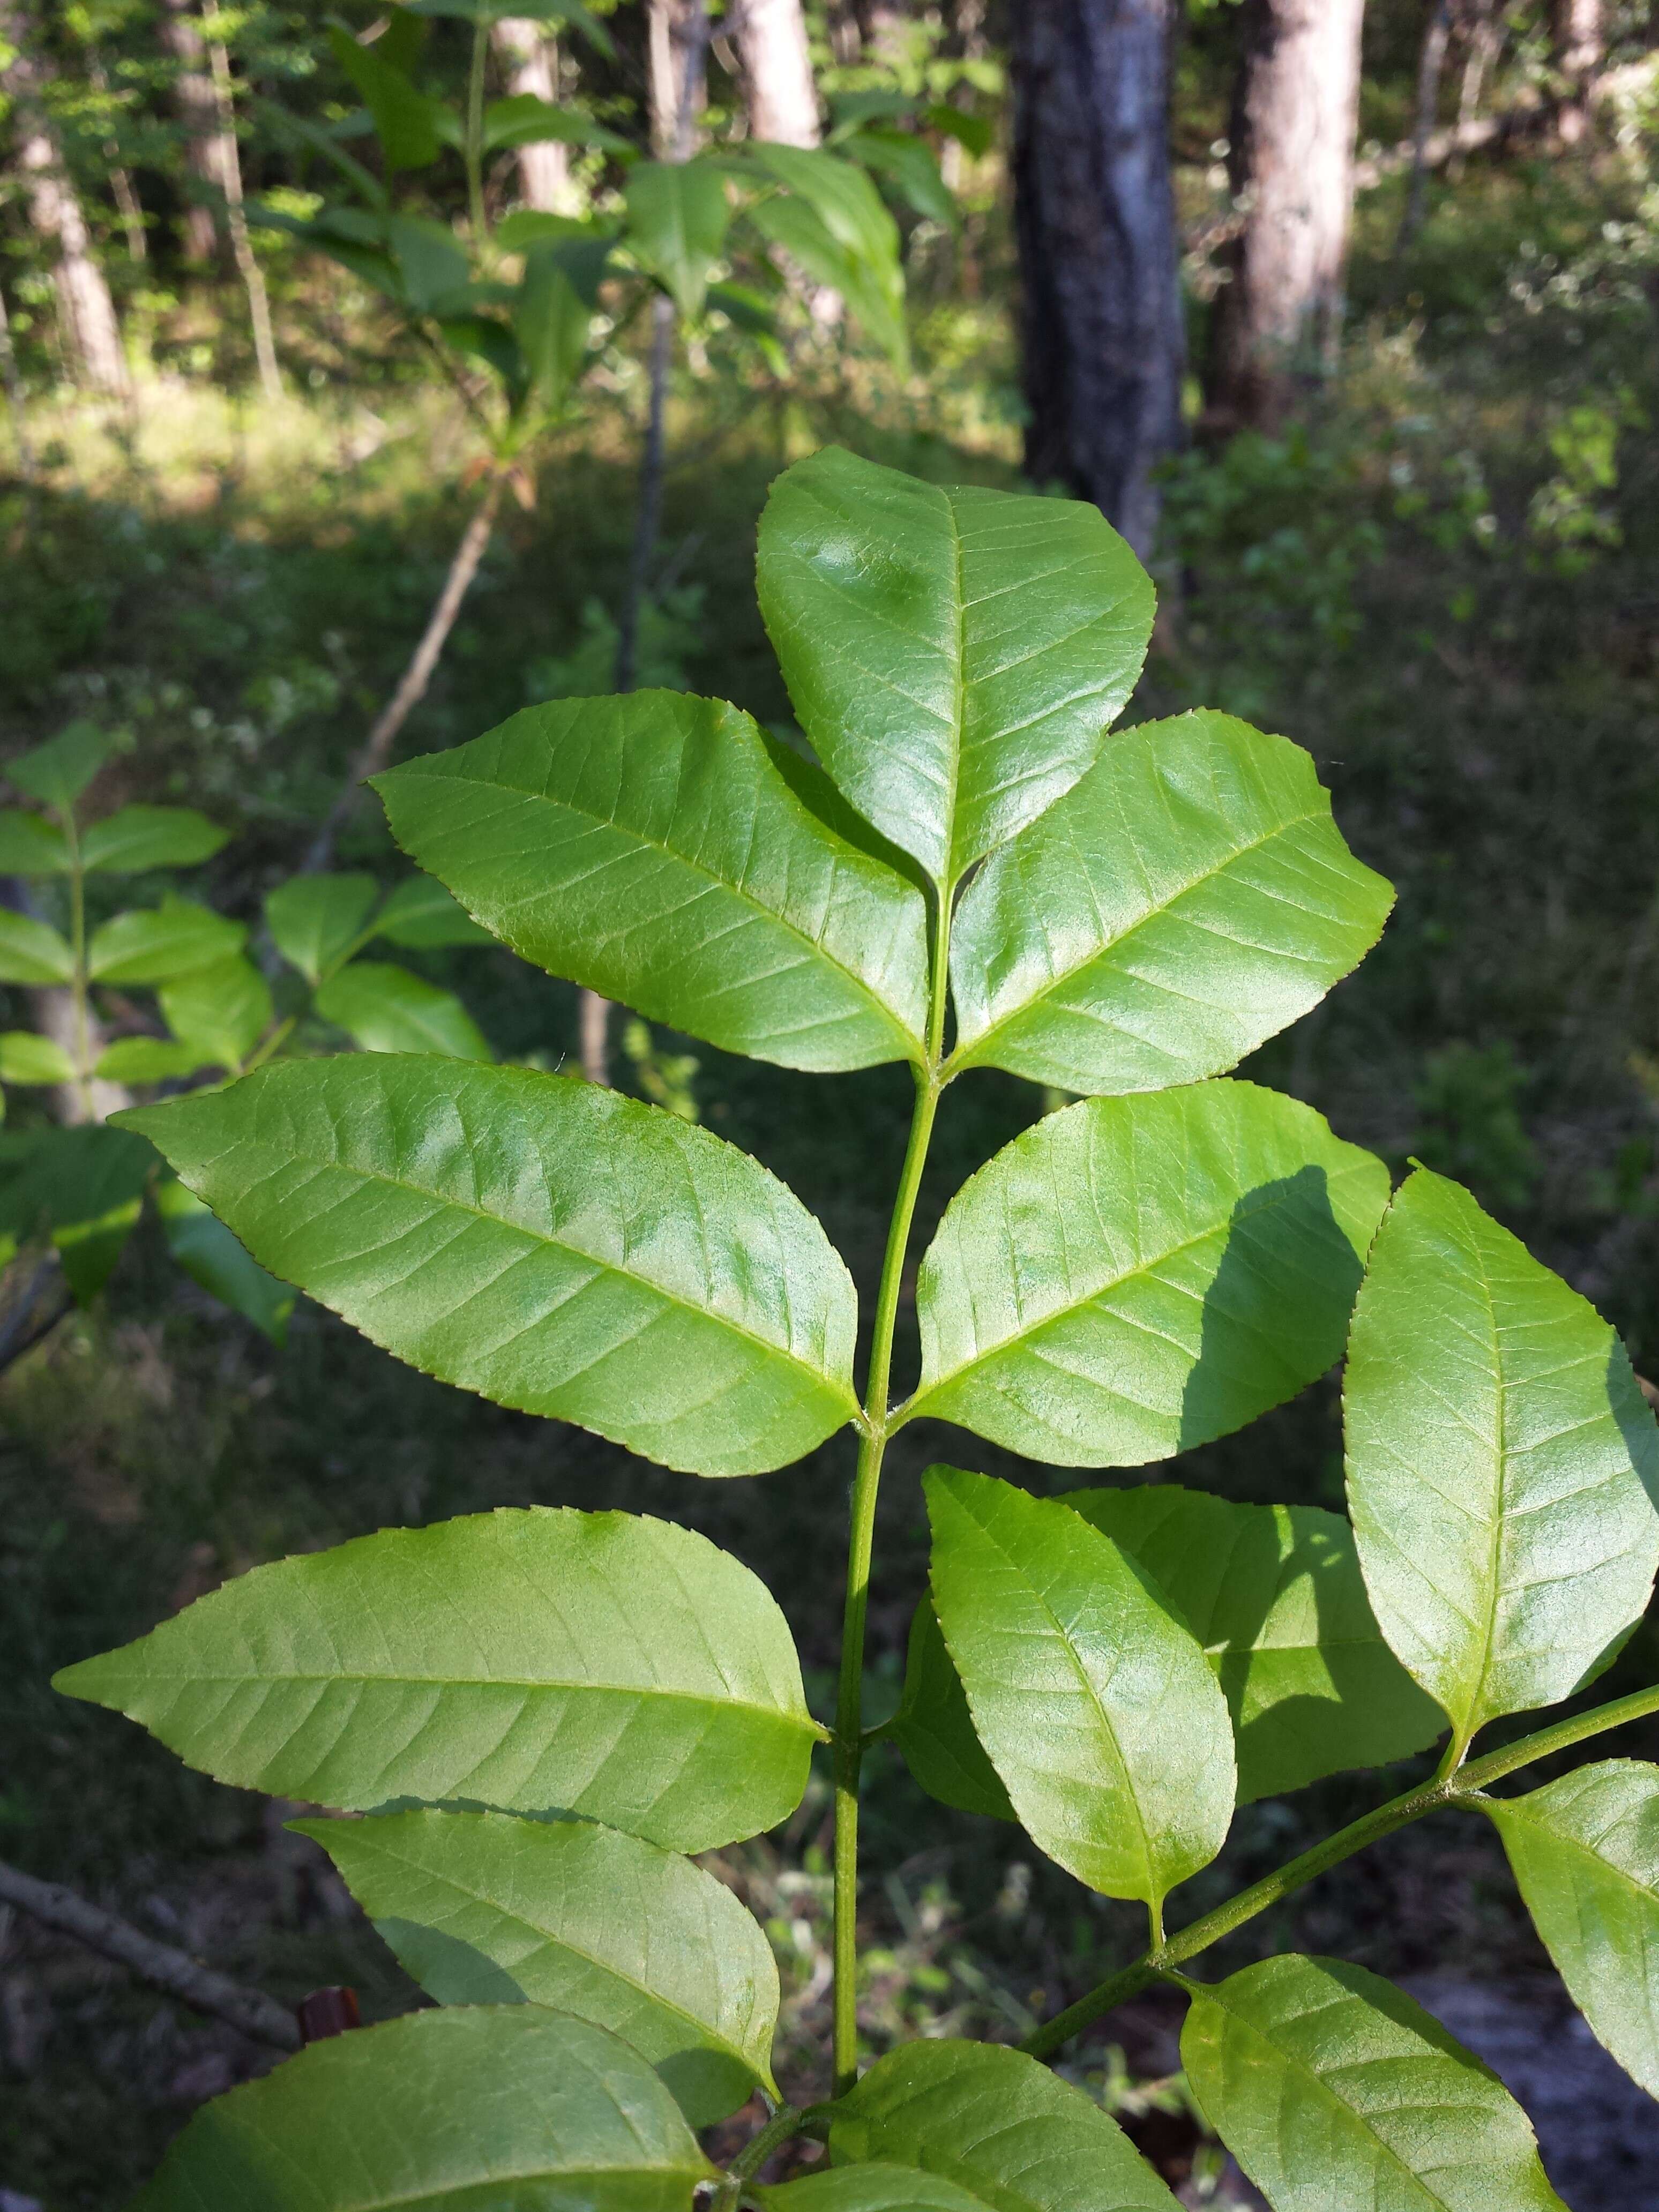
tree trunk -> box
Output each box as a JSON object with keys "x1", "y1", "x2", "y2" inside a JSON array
[
  {"x1": 159, "y1": 0, "x2": 231, "y2": 260},
  {"x1": 0, "y1": 5, "x2": 130, "y2": 397},
  {"x1": 202, "y1": 0, "x2": 281, "y2": 400},
  {"x1": 1010, "y1": 0, "x2": 1185, "y2": 558},
  {"x1": 735, "y1": 0, "x2": 820, "y2": 147},
  {"x1": 1455, "y1": 0, "x2": 1501, "y2": 132},
  {"x1": 490, "y1": 18, "x2": 574, "y2": 210},
  {"x1": 1206, "y1": 0, "x2": 1366, "y2": 434},
  {"x1": 1550, "y1": 0, "x2": 1603, "y2": 141},
  {"x1": 1401, "y1": 0, "x2": 1452, "y2": 246}
]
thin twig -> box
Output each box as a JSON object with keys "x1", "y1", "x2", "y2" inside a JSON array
[
  {"x1": 305, "y1": 473, "x2": 505, "y2": 871},
  {"x1": 0, "y1": 1856, "x2": 301, "y2": 2052},
  {"x1": 203, "y1": 0, "x2": 281, "y2": 403}
]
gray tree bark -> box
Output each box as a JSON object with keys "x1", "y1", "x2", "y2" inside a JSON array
[
  {"x1": 1550, "y1": 0, "x2": 1603, "y2": 140},
  {"x1": 1010, "y1": 0, "x2": 1185, "y2": 558},
  {"x1": 735, "y1": 0, "x2": 820, "y2": 146},
  {"x1": 490, "y1": 18, "x2": 575, "y2": 211},
  {"x1": 1207, "y1": 0, "x2": 1366, "y2": 432},
  {"x1": 0, "y1": 4, "x2": 130, "y2": 396},
  {"x1": 159, "y1": 0, "x2": 231, "y2": 260}
]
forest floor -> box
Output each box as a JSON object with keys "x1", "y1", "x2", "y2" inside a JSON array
[{"x1": 4, "y1": 147, "x2": 1659, "y2": 2206}]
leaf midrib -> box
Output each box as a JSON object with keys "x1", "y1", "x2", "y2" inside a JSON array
[
  {"x1": 953, "y1": 801, "x2": 1337, "y2": 1065},
  {"x1": 400, "y1": 753, "x2": 922, "y2": 1056},
  {"x1": 216, "y1": 1115, "x2": 858, "y2": 1417}
]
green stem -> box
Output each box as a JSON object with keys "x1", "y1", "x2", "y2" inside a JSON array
[
  {"x1": 1022, "y1": 1677, "x2": 1659, "y2": 2059},
  {"x1": 831, "y1": 891, "x2": 952, "y2": 2097},
  {"x1": 62, "y1": 806, "x2": 94, "y2": 1117},
  {"x1": 465, "y1": 19, "x2": 488, "y2": 248}
]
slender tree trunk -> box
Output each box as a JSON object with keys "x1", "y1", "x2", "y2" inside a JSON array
[
  {"x1": 202, "y1": 0, "x2": 281, "y2": 400},
  {"x1": 159, "y1": 0, "x2": 229, "y2": 261},
  {"x1": 585, "y1": 0, "x2": 711, "y2": 1085},
  {"x1": 1456, "y1": 0, "x2": 1502, "y2": 131},
  {"x1": 305, "y1": 477, "x2": 504, "y2": 872},
  {"x1": 1401, "y1": 0, "x2": 1453, "y2": 245},
  {"x1": 1206, "y1": 0, "x2": 1366, "y2": 433},
  {"x1": 0, "y1": 4, "x2": 130, "y2": 397},
  {"x1": 88, "y1": 51, "x2": 147, "y2": 262},
  {"x1": 735, "y1": 0, "x2": 820, "y2": 146},
  {"x1": 1010, "y1": 0, "x2": 1185, "y2": 557},
  {"x1": 1550, "y1": 0, "x2": 1603, "y2": 141},
  {"x1": 0, "y1": 285, "x2": 35, "y2": 476},
  {"x1": 490, "y1": 18, "x2": 574, "y2": 210}
]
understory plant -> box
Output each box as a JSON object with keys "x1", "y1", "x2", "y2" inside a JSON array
[
  {"x1": 54, "y1": 447, "x2": 1659, "y2": 2208},
  {"x1": 0, "y1": 721, "x2": 496, "y2": 1341}
]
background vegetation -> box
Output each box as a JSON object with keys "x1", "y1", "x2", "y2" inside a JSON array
[{"x1": 3, "y1": 1, "x2": 1659, "y2": 2203}]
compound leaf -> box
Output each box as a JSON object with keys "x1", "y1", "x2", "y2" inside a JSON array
[
  {"x1": 1346, "y1": 1167, "x2": 1659, "y2": 1749},
  {"x1": 949, "y1": 711, "x2": 1393, "y2": 1095},
  {"x1": 909, "y1": 1081, "x2": 1388, "y2": 1467},
  {"x1": 925, "y1": 1468, "x2": 1234, "y2": 1906},
  {"x1": 1181, "y1": 1955, "x2": 1565, "y2": 2212},
  {"x1": 0, "y1": 910, "x2": 73, "y2": 984},
  {"x1": 757, "y1": 447, "x2": 1153, "y2": 887},
  {"x1": 828, "y1": 2038, "x2": 1179, "y2": 2212},
  {"x1": 1067, "y1": 1486, "x2": 1445, "y2": 1801},
  {"x1": 87, "y1": 895, "x2": 245, "y2": 985},
  {"x1": 266, "y1": 871, "x2": 379, "y2": 983},
  {"x1": 1484, "y1": 1760, "x2": 1659, "y2": 2099},
  {"x1": 117, "y1": 1055, "x2": 859, "y2": 1475},
  {"x1": 80, "y1": 805, "x2": 228, "y2": 873},
  {"x1": 56, "y1": 1505, "x2": 823, "y2": 1852},
  {"x1": 375, "y1": 693, "x2": 928, "y2": 1073},
  {"x1": 131, "y1": 2005, "x2": 716, "y2": 2212},
  {"x1": 889, "y1": 1596, "x2": 1013, "y2": 1822},
  {"x1": 315, "y1": 959, "x2": 492, "y2": 1060},
  {"x1": 294, "y1": 1806, "x2": 778, "y2": 2124}
]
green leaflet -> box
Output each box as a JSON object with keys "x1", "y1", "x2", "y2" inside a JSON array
[
  {"x1": 1346, "y1": 1167, "x2": 1659, "y2": 1748},
  {"x1": 10, "y1": 721, "x2": 109, "y2": 808},
  {"x1": 371, "y1": 872, "x2": 493, "y2": 948},
  {"x1": 756, "y1": 446, "x2": 1154, "y2": 888},
  {"x1": 160, "y1": 956, "x2": 273, "y2": 1070},
  {"x1": 828, "y1": 2037, "x2": 1179, "y2": 2212},
  {"x1": 374, "y1": 692, "x2": 928, "y2": 1072},
  {"x1": 924, "y1": 1468, "x2": 1234, "y2": 1907},
  {"x1": 86, "y1": 894, "x2": 245, "y2": 984},
  {"x1": 154, "y1": 1178, "x2": 294, "y2": 1344},
  {"x1": 265, "y1": 871, "x2": 379, "y2": 982},
  {"x1": 314, "y1": 959, "x2": 493, "y2": 1059},
  {"x1": 889, "y1": 1596, "x2": 1013, "y2": 1822},
  {"x1": 761, "y1": 2170, "x2": 991, "y2": 2212},
  {"x1": 1485, "y1": 1760, "x2": 1659, "y2": 2098},
  {"x1": 0, "y1": 909, "x2": 73, "y2": 984},
  {"x1": 117, "y1": 1055, "x2": 860, "y2": 1476},
  {"x1": 745, "y1": 148, "x2": 907, "y2": 366},
  {"x1": 909, "y1": 1081, "x2": 1389, "y2": 1467},
  {"x1": 56, "y1": 1506, "x2": 823, "y2": 1852},
  {"x1": 0, "y1": 1123, "x2": 155, "y2": 1302},
  {"x1": 0, "y1": 1030, "x2": 74, "y2": 1085},
  {"x1": 131, "y1": 2005, "x2": 716, "y2": 2211},
  {"x1": 79, "y1": 804, "x2": 228, "y2": 872},
  {"x1": 948, "y1": 711, "x2": 1393, "y2": 1094},
  {"x1": 625, "y1": 159, "x2": 731, "y2": 320},
  {"x1": 0, "y1": 809, "x2": 70, "y2": 872},
  {"x1": 295, "y1": 1806, "x2": 778, "y2": 2124},
  {"x1": 1067, "y1": 1486, "x2": 1445, "y2": 1800},
  {"x1": 1180, "y1": 1955, "x2": 1565, "y2": 2212}
]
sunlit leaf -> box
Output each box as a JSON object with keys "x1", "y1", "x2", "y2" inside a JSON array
[
  {"x1": 295, "y1": 1806, "x2": 778, "y2": 2123},
  {"x1": 155, "y1": 1177, "x2": 294, "y2": 1343},
  {"x1": 266, "y1": 871, "x2": 379, "y2": 983},
  {"x1": 57, "y1": 1505, "x2": 823, "y2": 1851},
  {"x1": 80, "y1": 806, "x2": 228, "y2": 873},
  {"x1": 116, "y1": 1055, "x2": 861, "y2": 1474},
  {"x1": 315, "y1": 960, "x2": 492, "y2": 1060},
  {"x1": 86, "y1": 895, "x2": 246, "y2": 985},
  {"x1": 909, "y1": 1081, "x2": 1388, "y2": 1467}
]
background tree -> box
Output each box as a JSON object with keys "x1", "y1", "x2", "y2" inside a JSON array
[
  {"x1": 1206, "y1": 0, "x2": 1366, "y2": 432},
  {"x1": 158, "y1": 0, "x2": 231, "y2": 262},
  {"x1": 0, "y1": 0, "x2": 129, "y2": 396},
  {"x1": 1551, "y1": 0, "x2": 1604, "y2": 138},
  {"x1": 491, "y1": 16, "x2": 575, "y2": 211},
  {"x1": 1010, "y1": 0, "x2": 1185, "y2": 556},
  {"x1": 734, "y1": 0, "x2": 821, "y2": 147}
]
